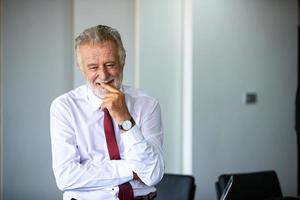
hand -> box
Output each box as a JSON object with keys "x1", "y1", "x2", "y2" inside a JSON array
[
  {"x1": 100, "y1": 83, "x2": 131, "y2": 124},
  {"x1": 133, "y1": 172, "x2": 143, "y2": 183}
]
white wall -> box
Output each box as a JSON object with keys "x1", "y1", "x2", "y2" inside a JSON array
[
  {"x1": 73, "y1": 0, "x2": 135, "y2": 87},
  {"x1": 3, "y1": 0, "x2": 72, "y2": 199},
  {"x1": 138, "y1": 0, "x2": 183, "y2": 173},
  {"x1": 192, "y1": 1, "x2": 298, "y2": 199}
]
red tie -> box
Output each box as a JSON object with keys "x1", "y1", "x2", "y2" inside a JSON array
[{"x1": 103, "y1": 108, "x2": 134, "y2": 200}]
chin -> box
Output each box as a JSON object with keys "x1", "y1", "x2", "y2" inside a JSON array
[
  {"x1": 87, "y1": 82, "x2": 104, "y2": 98},
  {"x1": 93, "y1": 89, "x2": 106, "y2": 99}
]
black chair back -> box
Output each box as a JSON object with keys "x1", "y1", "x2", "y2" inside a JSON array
[
  {"x1": 156, "y1": 173, "x2": 196, "y2": 200},
  {"x1": 215, "y1": 170, "x2": 283, "y2": 200}
]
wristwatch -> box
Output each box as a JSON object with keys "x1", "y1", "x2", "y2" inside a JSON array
[{"x1": 118, "y1": 117, "x2": 135, "y2": 131}]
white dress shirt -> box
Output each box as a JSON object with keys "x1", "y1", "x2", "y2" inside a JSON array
[{"x1": 50, "y1": 84, "x2": 164, "y2": 200}]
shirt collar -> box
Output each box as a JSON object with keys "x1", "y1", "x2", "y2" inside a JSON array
[{"x1": 87, "y1": 86, "x2": 103, "y2": 111}]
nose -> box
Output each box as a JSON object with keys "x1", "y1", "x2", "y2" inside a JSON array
[{"x1": 96, "y1": 66, "x2": 109, "y2": 80}]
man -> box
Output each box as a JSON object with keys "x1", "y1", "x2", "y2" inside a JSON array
[{"x1": 50, "y1": 25, "x2": 164, "y2": 200}]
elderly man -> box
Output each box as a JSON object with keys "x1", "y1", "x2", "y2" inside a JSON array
[{"x1": 50, "y1": 25, "x2": 164, "y2": 200}]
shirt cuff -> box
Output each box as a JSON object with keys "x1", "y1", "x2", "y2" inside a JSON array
[{"x1": 121, "y1": 125, "x2": 144, "y2": 147}]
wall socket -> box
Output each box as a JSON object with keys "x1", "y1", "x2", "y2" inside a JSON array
[{"x1": 244, "y1": 92, "x2": 257, "y2": 104}]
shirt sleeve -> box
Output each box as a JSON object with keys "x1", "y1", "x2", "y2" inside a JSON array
[
  {"x1": 121, "y1": 100, "x2": 164, "y2": 186},
  {"x1": 50, "y1": 98, "x2": 133, "y2": 191}
]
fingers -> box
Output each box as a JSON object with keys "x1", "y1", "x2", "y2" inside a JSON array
[
  {"x1": 100, "y1": 82, "x2": 122, "y2": 110},
  {"x1": 101, "y1": 95, "x2": 114, "y2": 110},
  {"x1": 100, "y1": 82, "x2": 119, "y2": 93},
  {"x1": 100, "y1": 85, "x2": 130, "y2": 124},
  {"x1": 100, "y1": 87, "x2": 124, "y2": 111},
  {"x1": 101, "y1": 92, "x2": 123, "y2": 107}
]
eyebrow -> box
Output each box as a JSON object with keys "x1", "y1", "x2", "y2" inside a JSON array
[
  {"x1": 87, "y1": 63, "x2": 97, "y2": 68},
  {"x1": 105, "y1": 61, "x2": 116, "y2": 64}
]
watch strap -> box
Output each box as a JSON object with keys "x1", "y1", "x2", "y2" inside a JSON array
[{"x1": 118, "y1": 117, "x2": 136, "y2": 131}]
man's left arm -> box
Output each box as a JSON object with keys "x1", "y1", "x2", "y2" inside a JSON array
[
  {"x1": 101, "y1": 83, "x2": 164, "y2": 186},
  {"x1": 121, "y1": 101, "x2": 164, "y2": 186}
]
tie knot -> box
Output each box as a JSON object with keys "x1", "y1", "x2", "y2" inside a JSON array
[{"x1": 103, "y1": 108, "x2": 109, "y2": 114}]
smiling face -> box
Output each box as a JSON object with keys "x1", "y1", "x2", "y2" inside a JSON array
[{"x1": 78, "y1": 41, "x2": 124, "y2": 98}]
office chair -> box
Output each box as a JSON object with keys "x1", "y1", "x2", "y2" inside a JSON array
[
  {"x1": 215, "y1": 170, "x2": 283, "y2": 200},
  {"x1": 155, "y1": 173, "x2": 196, "y2": 200}
]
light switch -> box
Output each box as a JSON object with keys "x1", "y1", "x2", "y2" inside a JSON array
[{"x1": 244, "y1": 92, "x2": 257, "y2": 104}]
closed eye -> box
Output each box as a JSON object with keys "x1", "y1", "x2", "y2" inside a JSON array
[
  {"x1": 87, "y1": 64, "x2": 98, "y2": 70},
  {"x1": 105, "y1": 62, "x2": 117, "y2": 69}
]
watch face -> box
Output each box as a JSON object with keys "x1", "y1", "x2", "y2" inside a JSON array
[{"x1": 122, "y1": 120, "x2": 132, "y2": 131}]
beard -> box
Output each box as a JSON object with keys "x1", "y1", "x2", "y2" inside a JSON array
[{"x1": 87, "y1": 76, "x2": 122, "y2": 98}]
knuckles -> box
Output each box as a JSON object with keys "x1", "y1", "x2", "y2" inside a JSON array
[{"x1": 103, "y1": 91, "x2": 126, "y2": 114}]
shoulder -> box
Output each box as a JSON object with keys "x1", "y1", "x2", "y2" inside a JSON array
[
  {"x1": 50, "y1": 85, "x2": 87, "y2": 111},
  {"x1": 122, "y1": 85, "x2": 162, "y2": 127},
  {"x1": 123, "y1": 85, "x2": 159, "y2": 104},
  {"x1": 122, "y1": 85, "x2": 160, "y2": 114}
]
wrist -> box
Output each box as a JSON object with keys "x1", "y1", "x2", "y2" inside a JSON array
[
  {"x1": 118, "y1": 117, "x2": 135, "y2": 132},
  {"x1": 115, "y1": 112, "x2": 131, "y2": 124}
]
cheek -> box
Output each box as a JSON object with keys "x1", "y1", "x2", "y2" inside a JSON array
[
  {"x1": 112, "y1": 69, "x2": 123, "y2": 79},
  {"x1": 83, "y1": 70, "x2": 97, "y2": 81},
  {"x1": 112, "y1": 72, "x2": 120, "y2": 78}
]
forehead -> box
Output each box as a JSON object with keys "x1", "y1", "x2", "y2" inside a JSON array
[{"x1": 79, "y1": 41, "x2": 118, "y2": 62}]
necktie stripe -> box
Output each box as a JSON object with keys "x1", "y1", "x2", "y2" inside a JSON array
[
  {"x1": 103, "y1": 108, "x2": 134, "y2": 200},
  {"x1": 103, "y1": 109, "x2": 121, "y2": 160}
]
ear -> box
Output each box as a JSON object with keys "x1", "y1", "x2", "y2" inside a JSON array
[{"x1": 120, "y1": 62, "x2": 125, "y2": 70}]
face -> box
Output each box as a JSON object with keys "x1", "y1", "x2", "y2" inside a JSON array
[{"x1": 78, "y1": 41, "x2": 123, "y2": 98}]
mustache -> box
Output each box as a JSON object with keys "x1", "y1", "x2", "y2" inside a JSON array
[{"x1": 95, "y1": 77, "x2": 114, "y2": 84}]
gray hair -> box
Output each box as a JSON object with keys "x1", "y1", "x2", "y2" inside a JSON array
[{"x1": 75, "y1": 25, "x2": 126, "y2": 68}]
